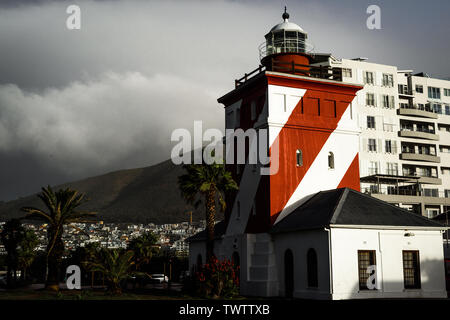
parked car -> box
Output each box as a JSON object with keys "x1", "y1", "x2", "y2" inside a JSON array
[{"x1": 150, "y1": 274, "x2": 168, "y2": 283}]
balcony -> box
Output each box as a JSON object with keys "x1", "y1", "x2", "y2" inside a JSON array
[
  {"x1": 400, "y1": 152, "x2": 440, "y2": 163},
  {"x1": 417, "y1": 176, "x2": 442, "y2": 185},
  {"x1": 398, "y1": 104, "x2": 438, "y2": 119},
  {"x1": 399, "y1": 129, "x2": 439, "y2": 141}
]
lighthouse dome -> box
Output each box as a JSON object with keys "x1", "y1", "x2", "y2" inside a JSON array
[{"x1": 269, "y1": 20, "x2": 305, "y2": 34}]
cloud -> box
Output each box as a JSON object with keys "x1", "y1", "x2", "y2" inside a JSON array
[
  {"x1": 0, "y1": 71, "x2": 223, "y2": 171},
  {"x1": 0, "y1": 0, "x2": 449, "y2": 200},
  {"x1": 0, "y1": 71, "x2": 223, "y2": 199}
]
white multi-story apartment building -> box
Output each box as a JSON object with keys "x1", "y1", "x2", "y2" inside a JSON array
[{"x1": 314, "y1": 55, "x2": 450, "y2": 218}]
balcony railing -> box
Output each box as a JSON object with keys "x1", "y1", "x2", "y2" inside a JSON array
[
  {"x1": 234, "y1": 61, "x2": 343, "y2": 88},
  {"x1": 258, "y1": 38, "x2": 314, "y2": 61},
  {"x1": 364, "y1": 186, "x2": 449, "y2": 198}
]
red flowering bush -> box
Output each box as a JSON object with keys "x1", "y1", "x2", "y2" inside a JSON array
[{"x1": 195, "y1": 257, "x2": 240, "y2": 298}]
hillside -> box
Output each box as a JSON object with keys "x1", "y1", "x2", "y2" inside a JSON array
[{"x1": 0, "y1": 160, "x2": 218, "y2": 224}]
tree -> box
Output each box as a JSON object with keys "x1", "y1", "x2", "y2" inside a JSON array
[
  {"x1": 128, "y1": 232, "x2": 159, "y2": 271},
  {"x1": 0, "y1": 219, "x2": 25, "y2": 288},
  {"x1": 178, "y1": 163, "x2": 238, "y2": 262},
  {"x1": 21, "y1": 186, "x2": 96, "y2": 291},
  {"x1": 85, "y1": 248, "x2": 135, "y2": 295},
  {"x1": 17, "y1": 229, "x2": 39, "y2": 282}
]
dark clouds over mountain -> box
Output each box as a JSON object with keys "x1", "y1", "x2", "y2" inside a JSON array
[{"x1": 0, "y1": 0, "x2": 449, "y2": 200}]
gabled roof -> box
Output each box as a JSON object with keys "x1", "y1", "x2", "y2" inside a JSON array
[
  {"x1": 271, "y1": 188, "x2": 444, "y2": 234},
  {"x1": 185, "y1": 220, "x2": 227, "y2": 243}
]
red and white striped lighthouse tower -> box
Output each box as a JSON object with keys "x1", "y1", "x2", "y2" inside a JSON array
[{"x1": 218, "y1": 8, "x2": 363, "y2": 236}]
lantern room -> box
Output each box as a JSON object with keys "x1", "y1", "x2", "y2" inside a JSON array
[{"x1": 259, "y1": 7, "x2": 314, "y2": 70}]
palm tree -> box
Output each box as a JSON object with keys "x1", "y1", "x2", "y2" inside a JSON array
[
  {"x1": 21, "y1": 186, "x2": 96, "y2": 291},
  {"x1": 0, "y1": 219, "x2": 25, "y2": 288},
  {"x1": 178, "y1": 163, "x2": 238, "y2": 262},
  {"x1": 85, "y1": 249, "x2": 135, "y2": 295},
  {"x1": 80, "y1": 242, "x2": 101, "y2": 288},
  {"x1": 128, "y1": 232, "x2": 160, "y2": 270},
  {"x1": 17, "y1": 229, "x2": 39, "y2": 282}
]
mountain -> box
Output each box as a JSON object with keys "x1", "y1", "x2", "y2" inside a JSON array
[{"x1": 0, "y1": 160, "x2": 217, "y2": 224}]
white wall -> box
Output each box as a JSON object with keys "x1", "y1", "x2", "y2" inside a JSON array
[
  {"x1": 330, "y1": 227, "x2": 447, "y2": 299},
  {"x1": 272, "y1": 229, "x2": 331, "y2": 299}
]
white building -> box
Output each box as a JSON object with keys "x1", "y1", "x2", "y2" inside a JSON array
[
  {"x1": 189, "y1": 188, "x2": 447, "y2": 299},
  {"x1": 313, "y1": 55, "x2": 450, "y2": 218}
]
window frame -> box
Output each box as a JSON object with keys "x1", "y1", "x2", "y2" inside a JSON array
[
  {"x1": 367, "y1": 116, "x2": 376, "y2": 129},
  {"x1": 402, "y1": 250, "x2": 421, "y2": 289},
  {"x1": 357, "y1": 250, "x2": 377, "y2": 290}
]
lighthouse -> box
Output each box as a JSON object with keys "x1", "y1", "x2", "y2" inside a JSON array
[
  {"x1": 187, "y1": 9, "x2": 446, "y2": 300},
  {"x1": 218, "y1": 8, "x2": 363, "y2": 236}
]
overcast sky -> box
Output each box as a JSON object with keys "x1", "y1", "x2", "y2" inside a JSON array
[{"x1": 0, "y1": 0, "x2": 449, "y2": 201}]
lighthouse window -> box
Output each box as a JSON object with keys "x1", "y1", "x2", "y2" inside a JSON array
[
  {"x1": 296, "y1": 149, "x2": 303, "y2": 167},
  {"x1": 328, "y1": 152, "x2": 335, "y2": 170}
]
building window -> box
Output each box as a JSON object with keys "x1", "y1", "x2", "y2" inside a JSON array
[
  {"x1": 386, "y1": 162, "x2": 398, "y2": 176},
  {"x1": 423, "y1": 188, "x2": 439, "y2": 197},
  {"x1": 363, "y1": 71, "x2": 374, "y2": 85},
  {"x1": 368, "y1": 139, "x2": 377, "y2": 152},
  {"x1": 382, "y1": 73, "x2": 394, "y2": 87},
  {"x1": 432, "y1": 103, "x2": 442, "y2": 114},
  {"x1": 403, "y1": 251, "x2": 421, "y2": 289},
  {"x1": 358, "y1": 250, "x2": 376, "y2": 290},
  {"x1": 369, "y1": 161, "x2": 378, "y2": 174},
  {"x1": 367, "y1": 116, "x2": 376, "y2": 129},
  {"x1": 382, "y1": 95, "x2": 395, "y2": 109},
  {"x1": 415, "y1": 85, "x2": 423, "y2": 93},
  {"x1": 366, "y1": 93, "x2": 375, "y2": 106},
  {"x1": 444, "y1": 88, "x2": 450, "y2": 97},
  {"x1": 296, "y1": 149, "x2": 303, "y2": 167},
  {"x1": 428, "y1": 87, "x2": 441, "y2": 99},
  {"x1": 342, "y1": 68, "x2": 352, "y2": 77},
  {"x1": 445, "y1": 105, "x2": 450, "y2": 115},
  {"x1": 328, "y1": 152, "x2": 335, "y2": 169},
  {"x1": 385, "y1": 140, "x2": 392, "y2": 153},
  {"x1": 307, "y1": 248, "x2": 318, "y2": 288}
]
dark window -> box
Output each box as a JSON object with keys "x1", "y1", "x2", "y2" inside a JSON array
[
  {"x1": 367, "y1": 116, "x2": 376, "y2": 129},
  {"x1": 403, "y1": 251, "x2": 421, "y2": 289},
  {"x1": 358, "y1": 250, "x2": 376, "y2": 290},
  {"x1": 284, "y1": 249, "x2": 294, "y2": 298},
  {"x1": 307, "y1": 248, "x2": 318, "y2": 288},
  {"x1": 232, "y1": 251, "x2": 240, "y2": 268},
  {"x1": 296, "y1": 149, "x2": 303, "y2": 167},
  {"x1": 328, "y1": 152, "x2": 335, "y2": 169},
  {"x1": 385, "y1": 140, "x2": 392, "y2": 153}
]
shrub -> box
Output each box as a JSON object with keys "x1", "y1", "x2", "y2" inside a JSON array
[{"x1": 195, "y1": 257, "x2": 239, "y2": 299}]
